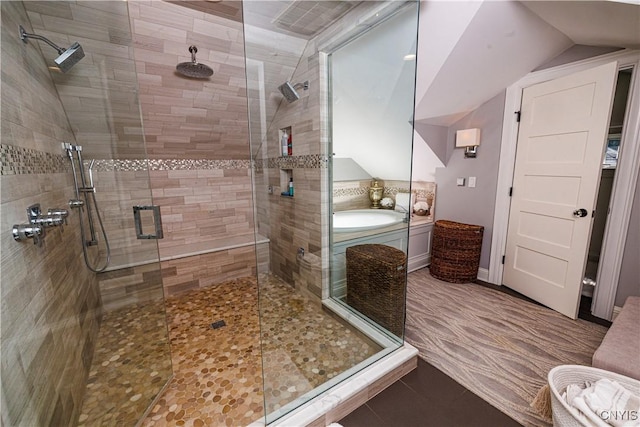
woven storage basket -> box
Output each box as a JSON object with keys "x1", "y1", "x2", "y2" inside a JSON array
[
  {"x1": 346, "y1": 244, "x2": 407, "y2": 336},
  {"x1": 430, "y1": 220, "x2": 484, "y2": 283},
  {"x1": 548, "y1": 365, "x2": 640, "y2": 427}
]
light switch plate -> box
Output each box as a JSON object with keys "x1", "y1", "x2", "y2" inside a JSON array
[
  {"x1": 469, "y1": 177, "x2": 477, "y2": 188},
  {"x1": 456, "y1": 178, "x2": 465, "y2": 186}
]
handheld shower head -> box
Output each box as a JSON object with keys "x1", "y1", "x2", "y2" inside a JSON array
[
  {"x1": 278, "y1": 81, "x2": 309, "y2": 103},
  {"x1": 19, "y1": 25, "x2": 85, "y2": 73}
]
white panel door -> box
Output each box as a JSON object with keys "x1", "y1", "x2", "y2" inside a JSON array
[{"x1": 503, "y1": 62, "x2": 618, "y2": 319}]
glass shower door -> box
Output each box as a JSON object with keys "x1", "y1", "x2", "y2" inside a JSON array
[
  {"x1": 242, "y1": 0, "x2": 419, "y2": 423},
  {"x1": 1, "y1": 1, "x2": 171, "y2": 425}
]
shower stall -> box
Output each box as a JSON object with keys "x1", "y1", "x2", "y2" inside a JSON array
[{"x1": 1, "y1": 1, "x2": 419, "y2": 425}]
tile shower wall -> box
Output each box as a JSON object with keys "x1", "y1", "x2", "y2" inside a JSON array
[
  {"x1": 1, "y1": 2, "x2": 102, "y2": 426},
  {"x1": 22, "y1": 1, "x2": 144, "y2": 160},
  {"x1": 150, "y1": 167, "x2": 254, "y2": 259},
  {"x1": 128, "y1": 0, "x2": 250, "y2": 160},
  {"x1": 23, "y1": 0, "x2": 263, "y2": 300},
  {"x1": 91, "y1": 162, "x2": 264, "y2": 301},
  {"x1": 251, "y1": 32, "x2": 327, "y2": 300},
  {"x1": 248, "y1": 2, "x2": 418, "y2": 301},
  {"x1": 128, "y1": 0, "x2": 259, "y2": 296}
]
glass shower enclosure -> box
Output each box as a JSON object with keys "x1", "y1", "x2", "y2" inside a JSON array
[
  {"x1": 243, "y1": 0, "x2": 419, "y2": 423},
  {"x1": 2, "y1": 0, "x2": 420, "y2": 425},
  {"x1": 1, "y1": 1, "x2": 171, "y2": 425}
]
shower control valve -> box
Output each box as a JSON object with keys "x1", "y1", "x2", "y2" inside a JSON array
[
  {"x1": 48, "y1": 208, "x2": 69, "y2": 225},
  {"x1": 35, "y1": 212, "x2": 66, "y2": 233},
  {"x1": 12, "y1": 204, "x2": 70, "y2": 245},
  {"x1": 28, "y1": 204, "x2": 65, "y2": 230},
  {"x1": 12, "y1": 223, "x2": 44, "y2": 246},
  {"x1": 34, "y1": 214, "x2": 64, "y2": 228}
]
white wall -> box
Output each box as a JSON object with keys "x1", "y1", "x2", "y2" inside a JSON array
[
  {"x1": 414, "y1": 1, "x2": 482, "y2": 102},
  {"x1": 411, "y1": 130, "x2": 444, "y2": 182},
  {"x1": 332, "y1": 6, "x2": 418, "y2": 181},
  {"x1": 414, "y1": 0, "x2": 571, "y2": 126}
]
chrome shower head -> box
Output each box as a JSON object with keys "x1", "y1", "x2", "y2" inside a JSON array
[
  {"x1": 55, "y1": 42, "x2": 85, "y2": 73},
  {"x1": 278, "y1": 80, "x2": 309, "y2": 103},
  {"x1": 19, "y1": 25, "x2": 85, "y2": 73},
  {"x1": 176, "y1": 45, "x2": 213, "y2": 79}
]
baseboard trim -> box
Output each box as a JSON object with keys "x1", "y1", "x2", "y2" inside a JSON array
[
  {"x1": 408, "y1": 253, "x2": 430, "y2": 273},
  {"x1": 477, "y1": 267, "x2": 489, "y2": 283}
]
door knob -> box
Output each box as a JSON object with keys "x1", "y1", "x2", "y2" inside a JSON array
[{"x1": 573, "y1": 208, "x2": 588, "y2": 218}]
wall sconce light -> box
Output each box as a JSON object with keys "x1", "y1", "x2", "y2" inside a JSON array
[{"x1": 456, "y1": 128, "x2": 481, "y2": 158}]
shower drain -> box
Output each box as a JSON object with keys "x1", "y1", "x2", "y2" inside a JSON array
[{"x1": 210, "y1": 320, "x2": 226, "y2": 329}]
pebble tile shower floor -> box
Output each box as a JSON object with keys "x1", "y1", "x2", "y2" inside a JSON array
[{"x1": 80, "y1": 274, "x2": 381, "y2": 426}]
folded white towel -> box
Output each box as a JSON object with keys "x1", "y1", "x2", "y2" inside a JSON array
[
  {"x1": 584, "y1": 379, "x2": 640, "y2": 427},
  {"x1": 573, "y1": 394, "x2": 611, "y2": 427},
  {"x1": 566, "y1": 379, "x2": 640, "y2": 427},
  {"x1": 563, "y1": 383, "x2": 597, "y2": 427}
]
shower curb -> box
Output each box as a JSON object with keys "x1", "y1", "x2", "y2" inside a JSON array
[{"x1": 248, "y1": 344, "x2": 418, "y2": 427}]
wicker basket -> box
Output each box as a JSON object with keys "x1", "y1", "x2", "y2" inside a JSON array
[
  {"x1": 548, "y1": 365, "x2": 640, "y2": 427},
  {"x1": 346, "y1": 244, "x2": 407, "y2": 336},
  {"x1": 430, "y1": 220, "x2": 484, "y2": 283}
]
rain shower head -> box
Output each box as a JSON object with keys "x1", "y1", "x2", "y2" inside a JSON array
[
  {"x1": 176, "y1": 45, "x2": 213, "y2": 79},
  {"x1": 19, "y1": 25, "x2": 85, "y2": 73},
  {"x1": 278, "y1": 81, "x2": 309, "y2": 103}
]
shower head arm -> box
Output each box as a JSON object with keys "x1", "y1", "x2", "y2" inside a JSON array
[
  {"x1": 189, "y1": 45, "x2": 198, "y2": 64},
  {"x1": 19, "y1": 25, "x2": 65, "y2": 55}
]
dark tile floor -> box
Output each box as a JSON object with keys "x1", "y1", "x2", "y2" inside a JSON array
[{"x1": 339, "y1": 357, "x2": 521, "y2": 427}]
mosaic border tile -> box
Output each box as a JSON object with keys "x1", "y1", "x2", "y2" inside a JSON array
[
  {"x1": 2, "y1": 145, "x2": 331, "y2": 175},
  {"x1": 333, "y1": 186, "x2": 435, "y2": 201},
  {"x1": 0, "y1": 144, "x2": 70, "y2": 175},
  {"x1": 333, "y1": 187, "x2": 369, "y2": 198},
  {"x1": 91, "y1": 159, "x2": 252, "y2": 172},
  {"x1": 414, "y1": 189, "x2": 435, "y2": 200},
  {"x1": 254, "y1": 155, "x2": 329, "y2": 171},
  {"x1": 382, "y1": 186, "x2": 412, "y2": 197},
  {"x1": 0, "y1": 145, "x2": 255, "y2": 175}
]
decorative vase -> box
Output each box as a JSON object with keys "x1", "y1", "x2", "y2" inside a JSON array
[{"x1": 369, "y1": 180, "x2": 384, "y2": 209}]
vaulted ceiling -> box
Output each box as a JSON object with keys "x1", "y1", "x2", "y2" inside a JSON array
[
  {"x1": 521, "y1": 1, "x2": 640, "y2": 50},
  {"x1": 414, "y1": 0, "x2": 640, "y2": 127}
]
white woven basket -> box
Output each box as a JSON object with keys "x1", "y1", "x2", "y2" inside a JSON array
[{"x1": 548, "y1": 365, "x2": 640, "y2": 427}]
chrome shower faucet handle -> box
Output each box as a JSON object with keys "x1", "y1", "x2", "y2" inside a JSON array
[{"x1": 12, "y1": 204, "x2": 70, "y2": 245}]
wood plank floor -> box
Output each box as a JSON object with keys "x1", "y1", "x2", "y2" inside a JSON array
[{"x1": 341, "y1": 268, "x2": 610, "y2": 427}]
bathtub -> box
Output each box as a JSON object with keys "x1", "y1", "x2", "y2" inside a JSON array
[{"x1": 333, "y1": 209, "x2": 406, "y2": 233}]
